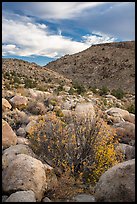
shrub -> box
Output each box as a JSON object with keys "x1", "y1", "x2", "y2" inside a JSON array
[
  {"x1": 111, "y1": 88, "x2": 125, "y2": 99},
  {"x1": 126, "y1": 103, "x2": 135, "y2": 114},
  {"x1": 28, "y1": 111, "x2": 123, "y2": 185},
  {"x1": 72, "y1": 81, "x2": 86, "y2": 95},
  {"x1": 26, "y1": 100, "x2": 46, "y2": 115},
  {"x1": 68, "y1": 87, "x2": 75, "y2": 95},
  {"x1": 90, "y1": 86, "x2": 98, "y2": 94},
  {"x1": 24, "y1": 78, "x2": 37, "y2": 88},
  {"x1": 99, "y1": 86, "x2": 109, "y2": 96}
]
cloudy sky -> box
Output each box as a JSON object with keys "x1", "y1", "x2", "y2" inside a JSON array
[{"x1": 2, "y1": 2, "x2": 135, "y2": 66}]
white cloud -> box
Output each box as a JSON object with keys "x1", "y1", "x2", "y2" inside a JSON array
[
  {"x1": 83, "y1": 32, "x2": 116, "y2": 45},
  {"x1": 4, "y1": 2, "x2": 107, "y2": 20},
  {"x1": 2, "y1": 12, "x2": 116, "y2": 58},
  {"x1": 2, "y1": 13, "x2": 89, "y2": 57}
]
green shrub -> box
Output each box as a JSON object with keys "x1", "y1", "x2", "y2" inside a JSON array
[
  {"x1": 24, "y1": 78, "x2": 36, "y2": 88},
  {"x1": 111, "y1": 88, "x2": 125, "y2": 99},
  {"x1": 68, "y1": 87, "x2": 75, "y2": 95},
  {"x1": 126, "y1": 103, "x2": 135, "y2": 114},
  {"x1": 99, "y1": 86, "x2": 109, "y2": 96},
  {"x1": 90, "y1": 86, "x2": 98, "y2": 94},
  {"x1": 72, "y1": 81, "x2": 86, "y2": 95}
]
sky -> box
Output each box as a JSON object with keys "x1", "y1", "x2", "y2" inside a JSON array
[{"x1": 2, "y1": 2, "x2": 135, "y2": 66}]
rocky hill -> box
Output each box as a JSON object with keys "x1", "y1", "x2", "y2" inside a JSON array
[
  {"x1": 2, "y1": 58, "x2": 72, "y2": 93},
  {"x1": 44, "y1": 41, "x2": 135, "y2": 94}
]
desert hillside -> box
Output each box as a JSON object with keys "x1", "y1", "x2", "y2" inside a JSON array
[
  {"x1": 2, "y1": 48, "x2": 135, "y2": 202},
  {"x1": 44, "y1": 41, "x2": 135, "y2": 94}
]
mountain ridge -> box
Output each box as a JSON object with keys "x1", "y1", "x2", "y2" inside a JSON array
[{"x1": 44, "y1": 41, "x2": 135, "y2": 94}]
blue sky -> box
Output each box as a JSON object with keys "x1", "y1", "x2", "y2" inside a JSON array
[{"x1": 2, "y1": 2, "x2": 135, "y2": 66}]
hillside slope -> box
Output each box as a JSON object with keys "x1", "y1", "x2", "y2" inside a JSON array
[{"x1": 44, "y1": 41, "x2": 135, "y2": 94}]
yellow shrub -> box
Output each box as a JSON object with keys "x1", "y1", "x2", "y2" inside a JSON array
[{"x1": 27, "y1": 111, "x2": 123, "y2": 185}]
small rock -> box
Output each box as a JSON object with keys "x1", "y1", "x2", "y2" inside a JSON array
[
  {"x1": 115, "y1": 143, "x2": 135, "y2": 160},
  {"x1": 25, "y1": 120, "x2": 37, "y2": 134},
  {"x1": 42, "y1": 197, "x2": 52, "y2": 202},
  {"x1": 16, "y1": 127, "x2": 26, "y2": 137},
  {"x1": 72, "y1": 194, "x2": 95, "y2": 202},
  {"x1": 17, "y1": 137, "x2": 30, "y2": 145},
  {"x1": 2, "y1": 195, "x2": 8, "y2": 202}
]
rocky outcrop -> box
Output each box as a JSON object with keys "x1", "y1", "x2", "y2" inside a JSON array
[
  {"x1": 94, "y1": 159, "x2": 135, "y2": 202},
  {"x1": 2, "y1": 154, "x2": 47, "y2": 201},
  {"x1": 2, "y1": 119, "x2": 17, "y2": 149},
  {"x1": 5, "y1": 190, "x2": 36, "y2": 202}
]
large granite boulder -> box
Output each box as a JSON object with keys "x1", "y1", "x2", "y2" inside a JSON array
[
  {"x1": 2, "y1": 119, "x2": 17, "y2": 149},
  {"x1": 2, "y1": 154, "x2": 47, "y2": 201},
  {"x1": 2, "y1": 144, "x2": 36, "y2": 169},
  {"x1": 94, "y1": 159, "x2": 135, "y2": 202}
]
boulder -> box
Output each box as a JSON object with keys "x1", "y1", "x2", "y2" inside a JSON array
[
  {"x1": 75, "y1": 102, "x2": 95, "y2": 120},
  {"x1": 28, "y1": 89, "x2": 51, "y2": 99},
  {"x1": 10, "y1": 95, "x2": 28, "y2": 109},
  {"x1": 2, "y1": 144, "x2": 36, "y2": 169},
  {"x1": 62, "y1": 100, "x2": 76, "y2": 110},
  {"x1": 113, "y1": 121, "x2": 135, "y2": 144},
  {"x1": 13, "y1": 108, "x2": 30, "y2": 125},
  {"x1": 25, "y1": 120, "x2": 37, "y2": 134},
  {"x1": 2, "y1": 98, "x2": 12, "y2": 111},
  {"x1": 2, "y1": 154, "x2": 47, "y2": 201},
  {"x1": 115, "y1": 143, "x2": 135, "y2": 160},
  {"x1": 124, "y1": 113, "x2": 135, "y2": 124},
  {"x1": 5, "y1": 190, "x2": 36, "y2": 202},
  {"x1": 17, "y1": 137, "x2": 30, "y2": 145},
  {"x1": 2, "y1": 119, "x2": 17, "y2": 149},
  {"x1": 94, "y1": 159, "x2": 135, "y2": 202},
  {"x1": 107, "y1": 115, "x2": 125, "y2": 124},
  {"x1": 105, "y1": 95, "x2": 117, "y2": 100},
  {"x1": 105, "y1": 107, "x2": 130, "y2": 121},
  {"x1": 16, "y1": 127, "x2": 26, "y2": 137},
  {"x1": 63, "y1": 85, "x2": 71, "y2": 92}
]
